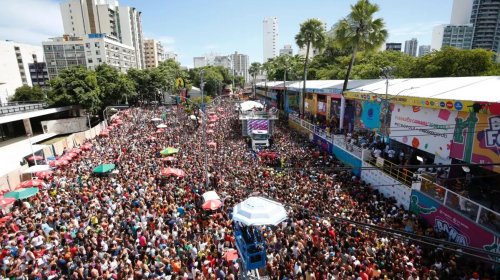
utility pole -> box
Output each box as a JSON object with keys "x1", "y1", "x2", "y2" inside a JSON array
[{"x1": 380, "y1": 66, "x2": 395, "y2": 140}]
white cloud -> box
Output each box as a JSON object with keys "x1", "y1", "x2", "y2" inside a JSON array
[{"x1": 0, "y1": 0, "x2": 63, "y2": 45}]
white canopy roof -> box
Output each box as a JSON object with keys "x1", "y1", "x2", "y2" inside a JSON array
[
  {"x1": 232, "y1": 196, "x2": 288, "y2": 226},
  {"x1": 350, "y1": 77, "x2": 500, "y2": 103},
  {"x1": 239, "y1": 101, "x2": 264, "y2": 111},
  {"x1": 202, "y1": 191, "x2": 220, "y2": 202}
]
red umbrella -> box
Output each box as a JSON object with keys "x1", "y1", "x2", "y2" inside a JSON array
[
  {"x1": 156, "y1": 129, "x2": 165, "y2": 133},
  {"x1": 66, "y1": 152, "x2": 78, "y2": 158},
  {"x1": 49, "y1": 159, "x2": 69, "y2": 168},
  {"x1": 17, "y1": 179, "x2": 44, "y2": 189},
  {"x1": 0, "y1": 198, "x2": 15, "y2": 207},
  {"x1": 161, "y1": 168, "x2": 185, "y2": 177},
  {"x1": 202, "y1": 199, "x2": 222, "y2": 210},
  {"x1": 0, "y1": 215, "x2": 13, "y2": 224},
  {"x1": 99, "y1": 131, "x2": 109, "y2": 137},
  {"x1": 71, "y1": 148, "x2": 82, "y2": 154},
  {"x1": 35, "y1": 170, "x2": 53, "y2": 179},
  {"x1": 60, "y1": 155, "x2": 73, "y2": 162},
  {"x1": 208, "y1": 123, "x2": 215, "y2": 128},
  {"x1": 225, "y1": 249, "x2": 239, "y2": 262},
  {"x1": 161, "y1": 156, "x2": 177, "y2": 162},
  {"x1": 206, "y1": 129, "x2": 214, "y2": 134},
  {"x1": 81, "y1": 144, "x2": 93, "y2": 151}
]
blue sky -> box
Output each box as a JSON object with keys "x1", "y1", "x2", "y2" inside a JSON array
[{"x1": 1, "y1": 0, "x2": 452, "y2": 67}]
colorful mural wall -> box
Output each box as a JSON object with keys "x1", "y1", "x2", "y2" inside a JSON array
[
  {"x1": 450, "y1": 112, "x2": 500, "y2": 173},
  {"x1": 354, "y1": 100, "x2": 382, "y2": 131}
]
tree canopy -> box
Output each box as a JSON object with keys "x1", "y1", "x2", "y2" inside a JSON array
[{"x1": 11, "y1": 85, "x2": 46, "y2": 102}]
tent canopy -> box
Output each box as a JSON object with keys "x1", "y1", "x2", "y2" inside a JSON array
[
  {"x1": 202, "y1": 191, "x2": 220, "y2": 202},
  {"x1": 232, "y1": 196, "x2": 287, "y2": 226},
  {"x1": 239, "y1": 101, "x2": 264, "y2": 112}
]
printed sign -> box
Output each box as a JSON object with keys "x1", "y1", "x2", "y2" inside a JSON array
[
  {"x1": 410, "y1": 190, "x2": 500, "y2": 259},
  {"x1": 450, "y1": 112, "x2": 500, "y2": 173},
  {"x1": 389, "y1": 104, "x2": 458, "y2": 158},
  {"x1": 247, "y1": 119, "x2": 269, "y2": 134},
  {"x1": 354, "y1": 100, "x2": 382, "y2": 130}
]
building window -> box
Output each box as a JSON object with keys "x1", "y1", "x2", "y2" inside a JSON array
[{"x1": 88, "y1": 58, "x2": 93, "y2": 63}]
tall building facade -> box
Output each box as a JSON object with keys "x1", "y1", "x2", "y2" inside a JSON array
[
  {"x1": 279, "y1": 45, "x2": 293, "y2": 56},
  {"x1": 59, "y1": 0, "x2": 144, "y2": 68},
  {"x1": 263, "y1": 17, "x2": 278, "y2": 63},
  {"x1": 164, "y1": 51, "x2": 178, "y2": 62},
  {"x1": 470, "y1": 0, "x2": 500, "y2": 56},
  {"x1": 230, "y1": 52, "x2": 249, "y2": 82},
  {"x1": 144, "y1": 39, "x2": 164, "y2": 68},
  {"x1": 28, "y1": 62, "x2": 49, "y2": 88},
  {"x1": 385, "y1": 43, "x2": 402, "y2": 51},
  {"x1": 404, "y1": 38, "x2": 418, "y2": 56},
  {"x1": 418, "y1": 45, "x2": 431, "y2": 56},
  {"x1": 443, "y1": 24, "x2": 474, "y2": 49},
  {"x1": 193, "y1": 57, "x2": 207, "y2": 68},
  {"x1": 0, "y1": 41, "x2": 44, "y2": 104},
  {"x1": 43, "y1": 34, "x2": 136, "y2": 79}
]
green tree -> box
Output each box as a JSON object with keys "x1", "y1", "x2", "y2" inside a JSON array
[
  {"x1": 334, "y1": 0, "x2": 388, "y2": 128},
  {"x1": 11, "y1": 85, "x2": 45, "y2": 102},
  {"x1": 47, "y1": 66, "x2": 102, "y2": 114},
  {"x1": 95, "y1": 64, "x2": 135, "y2": 105},
  {"x1": 248, "y1": 62, "x2": 262, "y2": 93},
  {"x1": 295, "y1": 18, "x2": 327, "y2": 113},
  {"x1": 190, "y1": 67, "x2": 224, "y2": 96}
]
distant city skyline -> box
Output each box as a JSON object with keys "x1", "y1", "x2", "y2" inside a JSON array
[{"x1": 0, "y1": 0, "x2": 453, "y2": 67}]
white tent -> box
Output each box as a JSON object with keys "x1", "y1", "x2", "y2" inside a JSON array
[
  {"x1": 232, "y1": 196, "x2": 288, "y2": 226},
  {"x1": 239, "y1": 101, "x2": 264, "y2": 112},
  {"x1": 22, "y1": 165, "x2": 51, "y2": 174}
]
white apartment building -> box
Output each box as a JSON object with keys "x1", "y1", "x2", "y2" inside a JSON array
[
  {"x1": 193, "y1": 57, "x2": 207, "y2": 68},
  {"x1": 60, "y1": 0, "x2": 144, "y2": 69},
  {"x1": 0, "y1": 41, "x2": 45, "y2": 104},
  {"x1": 144, "y1": 39, "x2": 164, "y2": 68},
  {"x1": 418, "y1": 45, "x2": 431, "y2": 56},
  {"x1": 263, "y1": 17, "x2": 278, "y2": 63},
  {"x1": 43, "y1": 34, "x2": 136, "y2": 79},
  {"x1": 230, "y1": 52, "x2": 249, "y2": 82},
  {"x1": 164, "y1": 51, "x2": 178, "y2": 62},
  {"x1": 279, "y1": 44, "x2": 293, "y2": 56}
]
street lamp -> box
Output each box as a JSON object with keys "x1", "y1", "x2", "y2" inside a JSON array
[
  {"x1": 27, "y1": 133, "x2": 37, "y2": 166},
  {"x1": 200, "y1": 70, "x2": 209, "y2": 189},
  {"x1": 380, "y1": 66, "x2": 395, "y2": 138}
]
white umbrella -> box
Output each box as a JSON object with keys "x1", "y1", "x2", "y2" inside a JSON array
[
  {"x1": 22, "y1": 165, "x2": 51, "y2": 174},
  {"x1": 232, "y1": 196, "x2": 287, "y2": 226},
  {"x1": 189, "y1": 115, "x2": 197, "y2": 120},
  {"x1": 151, "y1": 117, "x2": 162, "y2": 122},
  {"x1": 156, "y1": 124, "x2": 168, "y2": 129},
  {"x1": 202, "y1": 190, "x2": 220, "y2": 202}
]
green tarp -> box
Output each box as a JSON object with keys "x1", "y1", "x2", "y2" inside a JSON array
[
  {"x1": 160, "y1": 147, "x2": 179, "y2": 156},
  {"x1": 4, "y1": 187, "x2": 39, "y2": 200},
  {"x1": 93, "y1": 164, "x2": 116, "y2": 174}
]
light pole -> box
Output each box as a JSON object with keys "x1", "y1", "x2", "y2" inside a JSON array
[
  {"x1": 200, "y1": 70, "x2": 209, "y2": 189},
  {"x1": 380, "y1": 66, "x2": 395, "y2": 139},
  {"x1": 27, "y1": 133, "x2": 37, "y2": 166}
]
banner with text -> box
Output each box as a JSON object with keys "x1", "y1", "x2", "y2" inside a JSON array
[
  {"x1": 390, "y1": 104, "x2": 458, "y2": 158},
  {"x1": 410, "y1": 190, "x2": 500, "y2": 259},
  {"x1": 450, "y1": 112, "x2": 500, "y2": 173}
]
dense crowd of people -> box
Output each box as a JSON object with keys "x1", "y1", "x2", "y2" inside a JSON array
[{"x1": 0, "y1": 100, "x2": 497, "y2": 280}]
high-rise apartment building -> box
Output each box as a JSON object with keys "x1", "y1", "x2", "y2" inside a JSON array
[
  {"x1": 143, "y1": 39, "x2": 164, "y2": 68},
  {"x1": 385, "y1": 43, "x2": 402, "y2": 51},
  {"x1": 470, "y1": 0, "x2": 500, "y2": 56},
  {"x1": 404, "y1": 38, "x2": 418, "y2": 56},
  {"x1": 59, "y1": 0, "x2": 144, "y2": 68},
  {"x1": 28, "y1": 62, "x2": 49, "y2": 88},
  {"x1": 279, "y1": 45, "x2": 293, "y2": 56},
  {"x1": 263, "y1": 17, "x2": 278, "y2": 63},
  {"x1": 0, "y1": 41, "x2": 44, "y2": 104},
  {"x1": 230, "y1": 52, "x2": 249, "y2": 82},
  {"x1": 43, "y1": 34, "x2": 136, "y2": 79},
  {"x1": 418, "y1": 45, "x2": 431, "y2": 56},
  {"x1": 164, "y1": 51, "x2": 178, "y2": 62}
]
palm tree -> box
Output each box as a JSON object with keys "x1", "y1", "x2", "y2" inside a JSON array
[
  {"x1": 248, "y1": 62, "x2": 261, "y2": 97},
  {"x1": 295, "y1": 18, "x2": 326, "y2": 114},
  {"x1": 334, "y1": 0, "x2": 388, "y2": 130}
]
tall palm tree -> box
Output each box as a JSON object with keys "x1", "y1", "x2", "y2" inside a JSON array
[
  {"x1": 248, "y1": 62, "x2": 261, "y2": 97},
  {"x1": 295, "y1": 18, "x2": 326, "y2": 114},
  {"x1": 334, "y1": 0, "x2": 388, "y2": 130}
]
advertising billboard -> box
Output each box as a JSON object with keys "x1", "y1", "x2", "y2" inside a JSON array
[
  {"x1": 354, "y1": 100, "x2": 382, "y2": 130},
  {"x1": 247, "y1": 119, "x2": 269, "y2": 134},
  {"x1": 410, "y1": 190, "x2": 500, "y2": 258},
  {"x1": 389, "y1": 104, "x2": 458, "y2": 159},
  {"x1": 450, "y1": 112, "x2": 500, "y2": 173}
]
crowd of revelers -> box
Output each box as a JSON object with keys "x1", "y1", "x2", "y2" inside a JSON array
[{"x1": 0, "y1": 99, "x2": 497, "y2": 280}]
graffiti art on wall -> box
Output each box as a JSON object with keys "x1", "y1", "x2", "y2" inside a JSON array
[{"x1": 450, "y1": 112, "x2": 500, "y2": 173}]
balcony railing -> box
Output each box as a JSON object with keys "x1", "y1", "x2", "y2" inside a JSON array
[
  {"x1": 420, "y1": 177, "x2": 500, "y2": 233},
  {"x1": 0, "y1": 101, "x2": 47, "y2": 116}
]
